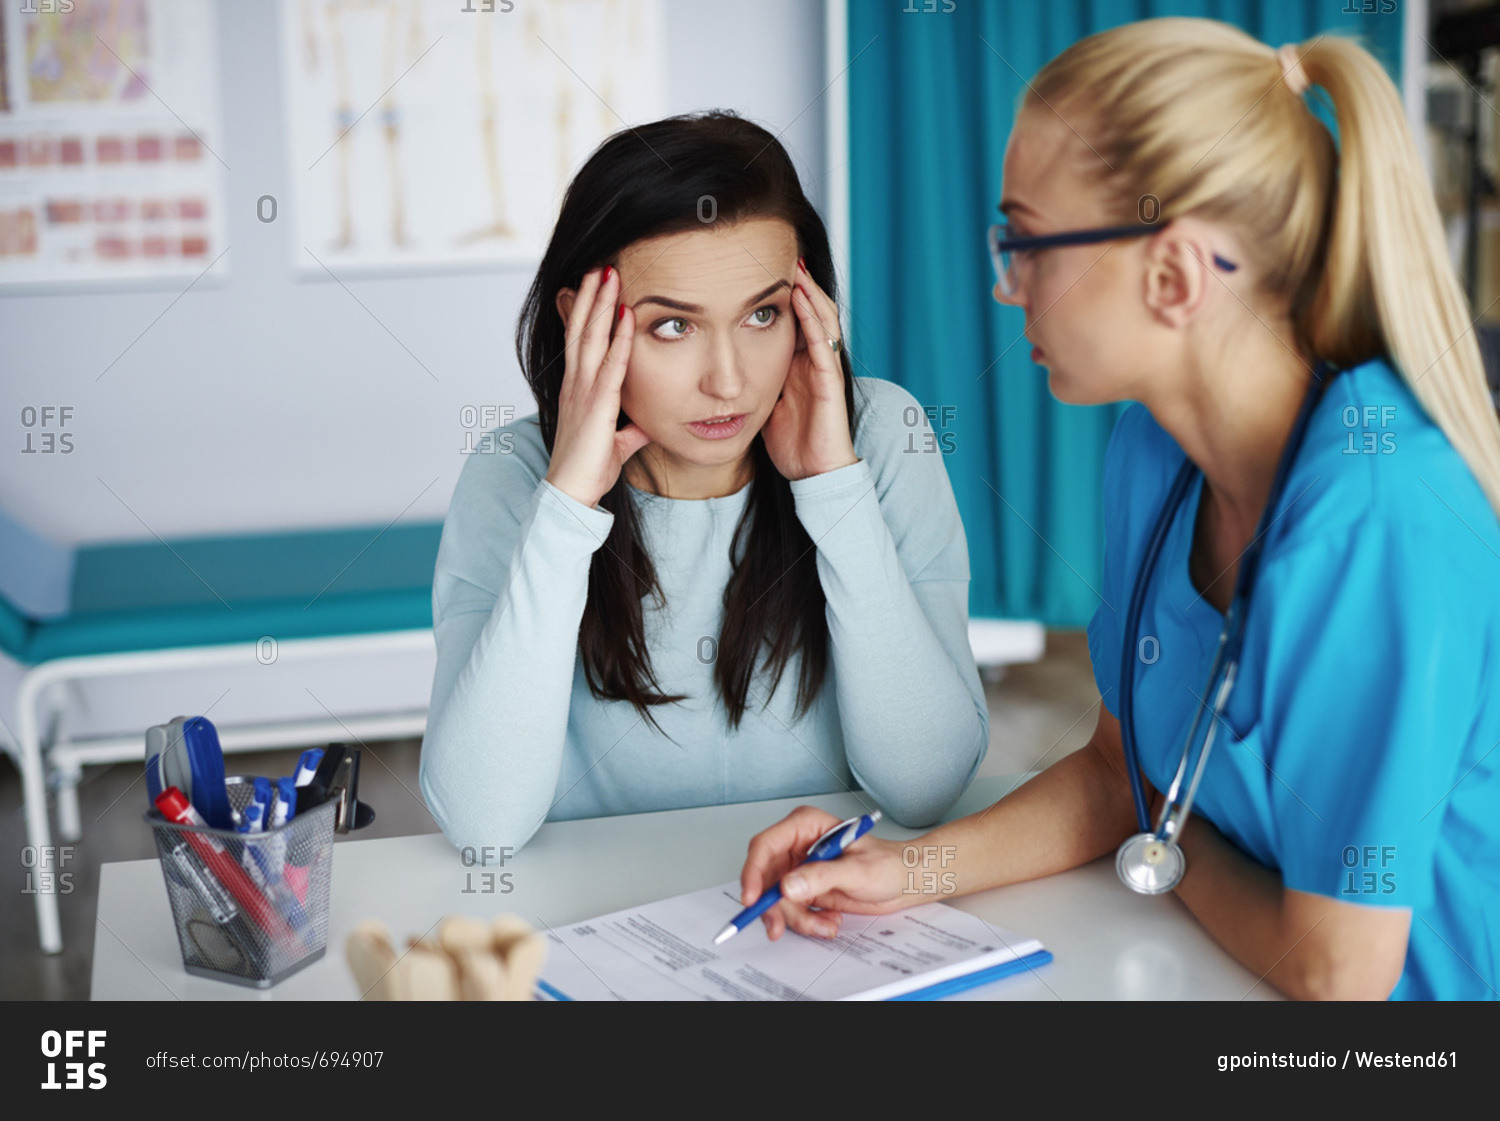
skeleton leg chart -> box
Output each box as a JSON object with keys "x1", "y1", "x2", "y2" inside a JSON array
[
  {"x1": 525, "y1": 0, "x2": 641, "y2": 188},
  {"x1": 282, "y1": 0, "x2": 666, "y2": 275},
  {"x1": 455, "y1": 3, "x2": 516, "y2": 247},
  {"x1": 305, "y1": 0, "x2": 422, "y2": 253},
  {"x1": 378, "y1": 1, "x2": 421, "y2": 248}
]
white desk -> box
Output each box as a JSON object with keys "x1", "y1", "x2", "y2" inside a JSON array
[{"x1": 92, "y1": 775, "x2": 1279, "y2": 1000}]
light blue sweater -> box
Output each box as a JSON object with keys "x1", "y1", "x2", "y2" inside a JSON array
[{"x1": 420, "y1": 377, "x2": 988, "y2": 854}]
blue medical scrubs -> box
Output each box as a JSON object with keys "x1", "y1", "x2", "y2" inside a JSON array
[{"x1": 1088, "y1": 355, "x2": 1500, "y2": 1000}]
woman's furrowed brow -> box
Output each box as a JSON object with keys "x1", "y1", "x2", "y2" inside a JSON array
[{"x1": 633, "y1": 280, "x2": 790, "y2": 314}]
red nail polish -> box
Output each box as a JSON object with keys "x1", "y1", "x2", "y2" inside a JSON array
[
  {"x1": 617, "y1": 302, "x2": 626, "y2": 320},
  {"x1": 797, "y1": 256, "x2": 806, "y2": 271},
  {"x1": 603, "y1": 265, "x2": 613, "y2": 282}
]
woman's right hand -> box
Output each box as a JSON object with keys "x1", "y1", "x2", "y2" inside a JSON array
[
  {"x1": 544, "y1": 265, "x2": 651, "y2": 508},
  {"x1": 739, "y1": 805, "x2": 911, "y2": 940}
]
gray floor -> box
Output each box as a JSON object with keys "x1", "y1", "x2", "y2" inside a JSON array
[{"x1": 0, "y1": 629, "x2": 1097, "y2": 1000}]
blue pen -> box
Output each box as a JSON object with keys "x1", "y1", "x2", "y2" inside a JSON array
[
  {"x1": 270, "y1": 776, "x2": 297, "y2": 826},
  {"x1": 238, "y1": 829, "x2": 311, "y2": 934},
  {"x1": 236, "y1": 777, "x2": 273, "y2": 835},
  {"x1": 242, "y1": 841, "x2": 312, "y2": 934},
  {"x1": 263, "y1": 776, "x2": 297, "y2": 878},
  {"x1": 714, "y1": 810, "x2": 882, "y2": 945},
  {"x1": 238, "y1": 778, "x2": 274, "y2": 891},
  {"x1": 293, "y1": 748, "x2": 324, "y2": 787}
]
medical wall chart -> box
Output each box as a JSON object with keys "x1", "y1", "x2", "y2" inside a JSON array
[
  {"x1": 279, "y1": 0, "x2": 666, "y2": 279},
  {"x1": 0, "y1": 0, "x2": 228, "y2": 290}
]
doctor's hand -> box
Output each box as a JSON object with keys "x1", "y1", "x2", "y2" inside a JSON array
[
  {"x1": 739, "y1": 805, "x2": 909, "y2": 941},
  {"x1": 545, "y1": 265, "x2": 652, "y2": 509},
  {"x1": 761, "y1": 260, "x2": 859, "y2": 483}
]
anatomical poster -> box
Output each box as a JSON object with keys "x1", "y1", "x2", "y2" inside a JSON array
[
  {"x1": 0, "y1": 0, "x2": 228, "y2": 290},
  {"x1": 280, "y1": 0, "x2": 667, "y2": 278}
]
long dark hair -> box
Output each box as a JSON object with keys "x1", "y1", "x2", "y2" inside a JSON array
[{"x1": 515, "y1": 110, "x2": 860, "y2": 729}]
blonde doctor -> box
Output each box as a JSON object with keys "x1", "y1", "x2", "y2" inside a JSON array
[{"x1": 737, "y1": 18, "x2": 1500, "y2": 1001}]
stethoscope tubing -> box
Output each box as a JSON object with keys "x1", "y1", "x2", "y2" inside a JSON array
[
  {"x1": 1118, "y1": 362, "x2": 1337, "y2": 866},
  {"x1": 1118, "y1": 459, "x2": 1197, "y2": 833}
]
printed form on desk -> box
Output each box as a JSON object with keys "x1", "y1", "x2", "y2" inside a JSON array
[{"x1": 537, "y1": 881, "x2": 1049, "y2": 1001}]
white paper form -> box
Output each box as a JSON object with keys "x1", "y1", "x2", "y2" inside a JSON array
[{"x1": 538, "y1": 882, "x2": 1045, "y2": 1001}]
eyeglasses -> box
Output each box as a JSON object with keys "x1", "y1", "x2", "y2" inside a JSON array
[{"x1": 987, "y1": 219, "x2": 1238, "y2": 297}]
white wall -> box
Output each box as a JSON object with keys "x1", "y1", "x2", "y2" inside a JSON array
[{"x1": 0, "y1": 0, "x2": 830, "y2": 746}]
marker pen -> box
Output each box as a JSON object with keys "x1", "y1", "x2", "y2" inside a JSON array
[
  {"x1": 236, "y1": 777, "x2": 273, "y2": 835},
  {"x1": 293, "y1": 748, "x2": 324, "y2": 788},
  {"x1": 155, "y1": 787, "x2": 304, "y2": 956},
  {"x1": 164, "y1": 840, "x2": 262, "y2": 971}
]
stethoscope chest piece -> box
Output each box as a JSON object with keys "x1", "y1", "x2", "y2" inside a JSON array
[{"x1": 1116, "y1": 832, "x2": 1185, "y2": 895}]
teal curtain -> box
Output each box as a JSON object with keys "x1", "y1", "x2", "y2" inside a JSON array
[{"x1": 846, "y1": 1, "x2": 1402, "y2": 625}]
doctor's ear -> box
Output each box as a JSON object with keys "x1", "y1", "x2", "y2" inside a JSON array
[{"x1": 1141, "y1": 224, "x2": 1216, "y2": 329}]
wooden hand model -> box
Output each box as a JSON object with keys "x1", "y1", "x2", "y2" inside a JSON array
[{"x1": 346, "y1": 914, "x2": 547, "y2": 1000}]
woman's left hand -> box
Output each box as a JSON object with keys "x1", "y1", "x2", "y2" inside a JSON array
[{"x1": 761, "y1": 260, "x2": 859, "y2": 481}]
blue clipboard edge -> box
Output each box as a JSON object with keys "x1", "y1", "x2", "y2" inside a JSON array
[
  {"x1": 886, "y1": 948, "x2": 1054, "y2": 1001},
  {"x1": 535, "y1": 979, "x2": 573, "y2": 1001},
  {"x1": 534, "y1": 949, "x2": 1053, "y2": 1002}
]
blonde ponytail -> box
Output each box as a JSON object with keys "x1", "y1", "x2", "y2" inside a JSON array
[
  {"x1": 1297, "y1": 35, "x2": 1500, "y2": 517},
  {"x1": 1027, "y1": 17, "x2": 1500, "y2": 517}
]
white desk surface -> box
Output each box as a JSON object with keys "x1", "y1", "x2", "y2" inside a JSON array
[{"x1": 92, "y1": 775, "x2": 1279, "y2": 1000}]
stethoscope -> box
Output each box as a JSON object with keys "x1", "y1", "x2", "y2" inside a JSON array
[{"x1": 1116, "y1": 360, "x2": 1337, "y2": 894}]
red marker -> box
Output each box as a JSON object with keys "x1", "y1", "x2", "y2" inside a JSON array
[{"x1": 155, "y1": 787, "x2": 304, "y2": 956}]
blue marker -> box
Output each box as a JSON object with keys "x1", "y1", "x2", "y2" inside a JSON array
[
  {"x1": 241, "y1": 842, "x2": 311, "y2": 934},
  {"x1": 237, "y1": 778, "x2": 274, "y2": 888},
  {"x1": 235, "y1": 775, "x2": 310, "y2": 932},
  {"x1": 714, "y1": 811, "x2": 882, "y2": 945},
  {"x1": 293, "y1": 748, "x2": 324, "y2": 787},
  {"x1": 270, "y1": 776, "x2": 297, "y2": 827},
  {"x1": 236, "y1": 778, "x2": 273, "y2": 834}
]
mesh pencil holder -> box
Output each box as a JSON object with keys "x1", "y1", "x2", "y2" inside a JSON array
[{"x1": 147, "y1": 776, "x2": 337, "y2": 988}]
